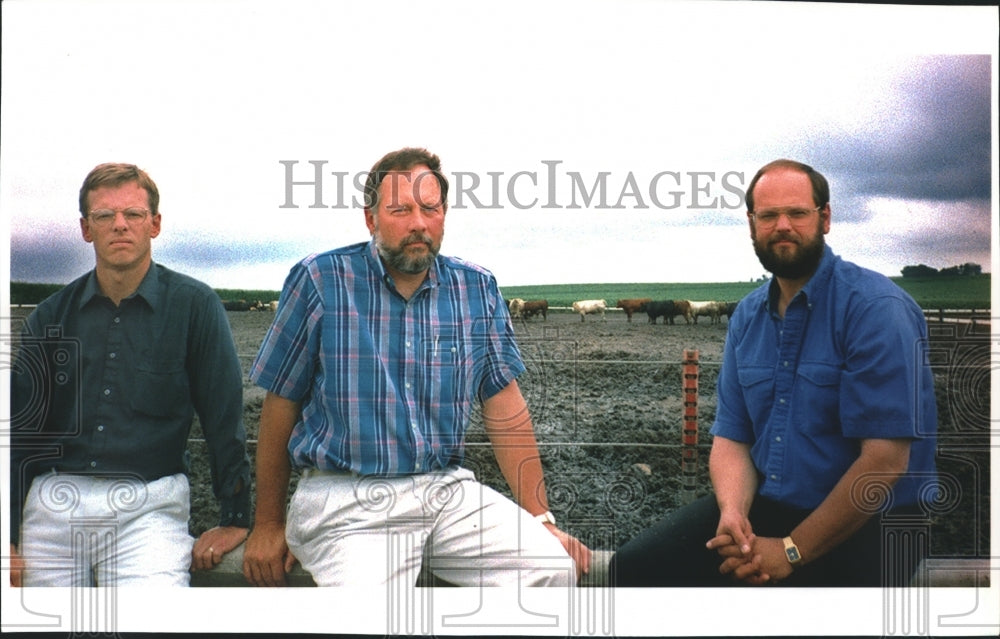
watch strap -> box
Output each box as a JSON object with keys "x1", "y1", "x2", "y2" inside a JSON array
[{"x1": 534, "y1": 511, "x2": 556, "y2": 526}]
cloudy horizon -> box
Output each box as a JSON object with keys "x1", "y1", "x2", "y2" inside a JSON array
[{"x1": 3, "y1": 3, "x2": 995, "y2": 292}]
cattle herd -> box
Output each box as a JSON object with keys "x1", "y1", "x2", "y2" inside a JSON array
[
  {"x1": 506, "y1": 297, "x2": 740, "y2": 324},
  {"x1": 224, "y1": 295, "x2": 739, "y2": 324},
  {"x1": 222, "y1": 299, "x2": 279, "y2": 312}
]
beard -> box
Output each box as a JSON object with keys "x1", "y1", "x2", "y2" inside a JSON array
[
  {"x1": 375, "y1": 230, "x2": 441, "y2": 275},
  {"x1": 752, "y1": 224, "x2": 825, "y2": 280}
]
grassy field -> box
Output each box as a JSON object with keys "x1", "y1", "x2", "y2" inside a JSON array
[
  {"x1": 499, "y1": 274, "x2": 991, "y2": 310},
  {"x1": 10, "y1": 274, "x2": 991, "y2": 310}
]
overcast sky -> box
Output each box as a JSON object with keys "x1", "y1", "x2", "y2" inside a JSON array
[
  {"x1": 2, "y1": 0, "x2": 996, "y2": 295},
  {"x1": 1, "y1": 1, "x2": 998, "y2": 634}
]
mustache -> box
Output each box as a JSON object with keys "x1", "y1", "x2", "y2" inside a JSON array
[
  {"x1": 402, "y1": 232, "x2": 434, "y2": 246},
  {"x1": 768, "y1": 234, "x2": 800, "y2": 246}
]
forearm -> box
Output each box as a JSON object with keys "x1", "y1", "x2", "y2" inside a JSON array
[
  {"x1": 790, "y1": 438, "x2": 910, "y2": 565},
  {"x1": 489, "y1": 431, "x2": 550, "y2": 515},
  {"x1": 709, "y1": 436, "x2": 758, "y2": 517},
  {"x1": 483, "y1": 381, "x2": 549, "y2": 515},
  {"x1": 253, "y1": 392, "x2": 299, "y2": 525}
]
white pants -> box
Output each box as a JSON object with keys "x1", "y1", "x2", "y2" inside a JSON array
[
  {"x1": 20, "y1": 472, "x2": 194, "y2": 586},
  {"x1": 286, "y1": 467, "x2": 575, "y2": 587}
]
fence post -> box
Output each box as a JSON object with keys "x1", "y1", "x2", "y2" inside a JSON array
[{"x1": 681, "y1": 349, "x2": 700, "y2": 505}]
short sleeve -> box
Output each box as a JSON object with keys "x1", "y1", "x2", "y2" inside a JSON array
[{"x1": 249, "y1": 262, "x2": 323, "y2": 401}]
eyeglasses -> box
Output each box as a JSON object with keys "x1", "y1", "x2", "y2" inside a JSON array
[
  {"x1": 750, "y1": 207, "x2": 821, "y2": 228},
  {"x1": 87, "y1": 208, "x2": 151, "y2": 227}
]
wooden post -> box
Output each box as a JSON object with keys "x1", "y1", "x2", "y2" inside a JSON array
[{"x1": 681, "y1": 349, "x2": 699, "y2": 504}]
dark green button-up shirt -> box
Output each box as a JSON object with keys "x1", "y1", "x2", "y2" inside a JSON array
[{"x1": 10, "y1": 262, "x2": 251, "y2": 546}]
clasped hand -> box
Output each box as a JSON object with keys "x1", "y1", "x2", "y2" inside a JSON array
[{"x1": 706, "y1": 515, "x2": 792, "y2": 585}]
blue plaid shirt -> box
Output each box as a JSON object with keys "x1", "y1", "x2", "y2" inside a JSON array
[
  {"x1": 250, "y1": 240, "x2": 525, "y2": 475},
  {"x1": 711, "y1": 245, "x2": 938, "y2": 509}
]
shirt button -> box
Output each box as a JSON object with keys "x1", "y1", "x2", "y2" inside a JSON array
[
  {"x1": 779, "y1": 398, "x2": 786, "y2": 404},
  {"x1": 103, "y1": 388, "x2": 112, "y2": 396},
  {"x1": 405, "y1": 382, "x2": 411, "y2": 389},
  {"x1": 113, "y1": 317, "x2": 121, "y2": 324},
  {"x1": 775, "y1": 436, "x2": 781, "y2": 442},
  {"x1": 90, "y1": 461, "x2": 98, "y2": 468},
  {"x1": 109, "y1": 352, "x2": 117, "y2": 359},
  {"x1": 783, "y1": 361, "x2": 788, "y2": 367},
  {"x1": 770, "y1": 474, "x2": 777, "y2": 480},
  {"x1": 97, "y1": 425, "x2": 105, "y2": 432},
  {"x1": 405, "y1": 341, "x2": 411, "y2": 348}
]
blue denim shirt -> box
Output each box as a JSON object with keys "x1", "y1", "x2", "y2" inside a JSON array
[{"x1": 711, "y1": 245, "x2": 937, "y2": 509}]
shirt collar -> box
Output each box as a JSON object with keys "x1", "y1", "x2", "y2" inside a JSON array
[
  {"x1": 79, "y1": 271, "x2": 104, "y2": 309},
  {"x1": 798, "y1": 244, "x2": 836, "y2": 303},
  {"x1": 78, "y1": 262, "x2": 160, "y2": 311}
]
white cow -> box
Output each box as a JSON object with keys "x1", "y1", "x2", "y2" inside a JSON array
[
  {"x1": 508, "y1": 298, "x2": 526, "y2": 319},
  {"x1": 688, "y1": 300, "x2": 723, "y2": 324},
  {"x1": 572, "y1": 299, "x2": 607, "y2": 321}
]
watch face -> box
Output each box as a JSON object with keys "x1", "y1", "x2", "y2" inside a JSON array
[{"x1": 786, "y1": 546, "x2": 801, "y2": 562}]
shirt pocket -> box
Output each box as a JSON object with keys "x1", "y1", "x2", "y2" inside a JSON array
[
  {"x1": 736, "y1": 365, "x2": 775, "y2": 425},
  {"x1": 796, "y1": 362, "x2": 842, "y2": 428},
  {"x1": 419, "y1": 329, "x2": 476, "y2": 426},
  {"x1": 130, "y1": 356, "x2": 190, "y2": 418}
]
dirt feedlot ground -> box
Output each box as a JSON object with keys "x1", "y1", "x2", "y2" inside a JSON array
[{"x1": 118, "y1": 307, "x2": 990, "y2": 561}]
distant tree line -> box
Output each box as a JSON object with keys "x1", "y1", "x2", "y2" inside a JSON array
[{"x1": 900, "y1": 262, "x2": 982, "y2": 278}]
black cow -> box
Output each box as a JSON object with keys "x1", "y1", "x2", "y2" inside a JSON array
[
  {"x1": 721, "y1": 300, "x2": 740, "y2": 320},
  {"x1": 645, "y1": 300, "x2": 677, "y2": 324},
  {"x1": 222, "y1": 299, "x2": 250, "y2": 311}
]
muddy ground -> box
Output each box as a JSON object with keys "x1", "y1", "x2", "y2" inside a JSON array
[{"x1": 183, "y1": 308, "x2": 989, "y2": 559}]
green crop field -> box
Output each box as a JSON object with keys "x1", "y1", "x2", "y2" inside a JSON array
[{"x1": 889, "y1": 275, "x2": 991, "y2": 310}]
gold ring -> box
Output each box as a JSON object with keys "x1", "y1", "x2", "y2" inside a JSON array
[{"x1": 208, "y1": 547, "x2": 215, "y2": 554}]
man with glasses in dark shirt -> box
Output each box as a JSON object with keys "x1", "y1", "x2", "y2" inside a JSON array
[
  {"x1": 9, "y1": 163, "x2": 251, "y2": 586},
  {"x1": 610, "y1": 159, "x2": 938, "y2": 587}
]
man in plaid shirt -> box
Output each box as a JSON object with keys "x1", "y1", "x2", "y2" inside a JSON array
[{"x1": 242, "y1": 147, "x2": 590, "y2": 588}]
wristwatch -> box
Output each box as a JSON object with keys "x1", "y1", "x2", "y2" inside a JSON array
[
  {"x1": 535, "y1": 511, "x2": 557, "y2": 526},
  {"x1": 782, "y1": 536, "x2": 802, "y2": 564}
]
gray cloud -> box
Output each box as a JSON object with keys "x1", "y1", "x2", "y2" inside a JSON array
[
  {"x1": 10, "y1": 233, "x2": 93, "y2": 284},
  {"x1": 808, "y1": 56, "x2": 991, "y2": 202},
  {"x1": 9, "y1": 232, "x2": 311, "y2": 286}
]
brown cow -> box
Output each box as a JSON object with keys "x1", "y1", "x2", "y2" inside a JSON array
[
  {"x1": 521, "y1": 299, "x2": 548, "y2": 320},
  {"x1": 616, "y1": 298, "x2": 652, "y2": 322},
  {"x1": 672, "y1": 300, "x2": 693, "y2": 324}
]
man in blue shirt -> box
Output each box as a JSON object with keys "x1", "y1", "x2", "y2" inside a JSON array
[
  {"x1": 9, "y1": 163, "x2": 251, "y2": 586},
  {"x1": 242, "y1": 148, "x2": 591, "y2": 588},
  {"x1": 610, "y1": 159, "x2": 937, "y2": 587}
]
